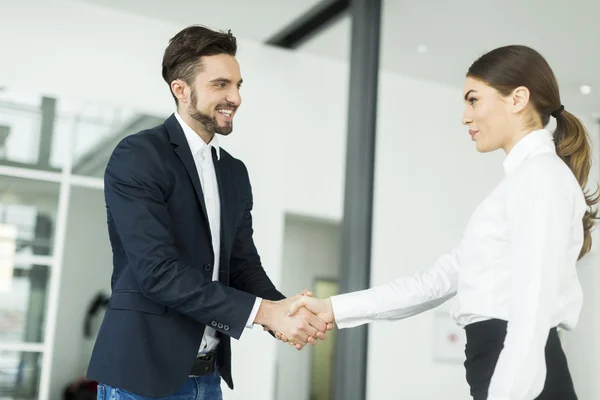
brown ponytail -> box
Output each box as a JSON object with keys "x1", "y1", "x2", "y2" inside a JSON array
[
  {"x1": 467, "y1": 45, "x2": 599, "y2": 260},
  {"x1": 553, "y1": 110, "x2": 599, "y2": 259}
]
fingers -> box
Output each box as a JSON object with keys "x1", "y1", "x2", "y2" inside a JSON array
[
  {"x1": 283, "y1": 320, "x2": 310, "y2": 346},
  {"x1": 304, "y1": 310, "x2": 327, "y2": 332},
  {"x1": 283, "y1": 335, "x2": 316, "y2": 348},
  {"x1": 292, "y1": 305, "x2": 331, "y2": 342},
  {"x1": 278, "y1": 331, "x2": 314, "y2": 348},
  {"x1": 288, "y1": 338, "x2": 310, "y2": 350},
  {"x1": 287, "y1": 297, "x2": 308, "y2": 317},
  {"x1": 296, "y1": 318, "x2": 317, "y2": 341},
  {"x1": 292, "y1": 313, "x2": 321, "y2": 347},
  {"x1": 272, "y1": 294, "x2": 332, "y2": 350}
]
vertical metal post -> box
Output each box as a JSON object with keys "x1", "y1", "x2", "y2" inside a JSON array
[
  {"x1": 38, "y1": 97, "x2": 56, "y2": 169},
  {"x1": 333, "y1": 0, "x2": 382, "y2": 399}
]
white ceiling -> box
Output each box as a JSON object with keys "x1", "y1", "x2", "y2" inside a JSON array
[
  {"x1": 78, "y1": 0, "x2": 600, "y2": 120},
  {"x1": 76, "y1": 0, "x2": 325, "y2": 43}
]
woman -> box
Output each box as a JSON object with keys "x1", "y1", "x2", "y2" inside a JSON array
[{"x1": 285, "y1": 45, "x2": 599, "y2": 399}]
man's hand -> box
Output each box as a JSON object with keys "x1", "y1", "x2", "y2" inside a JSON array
[
  {"x1": 288, "y1": 296, "x2": 335, "y2": 326},
  {"x1": 275, "y1": 295, "x2": 335, "y2": 348},
  {"x1": 255, "y1": 293, "x2": 328, "y2": 350}
]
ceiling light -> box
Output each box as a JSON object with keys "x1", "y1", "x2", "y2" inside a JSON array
[
  {"x1": 417, "y1": 45, "x2": 428, "y2": 54},
  {"x1": 580, "y1": 85, "x2": 592, "y2": 95}
]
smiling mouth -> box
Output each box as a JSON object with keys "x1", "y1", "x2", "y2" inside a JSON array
[{"x1": 216, "y1": 107, "x2": 235, "y2": 118}]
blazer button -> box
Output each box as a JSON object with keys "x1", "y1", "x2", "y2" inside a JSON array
[
  {"x1": 211, "y1": 321, "x2": 217, "y2": 327},
  {"x1": 204, "y1": 264, "x2": 212, "y2": 271},
  {"x1": 224, "y1": 325, "x2": 230, "y2": 331},
  {"x1": 218, "y1": 323, "x2": 224, "y2": 329}
]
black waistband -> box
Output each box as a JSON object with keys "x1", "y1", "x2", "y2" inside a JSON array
[
  {"x1": 465, "y1": 318, "x2": 558, "y2": 344},
  {"x1": 465, "y1": 319, "x2": 508, "y2": 343}
]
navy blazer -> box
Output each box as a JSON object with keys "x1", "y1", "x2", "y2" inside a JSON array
[{"x1": 86, "y1": 114, "x2": 285, "y2": 397}]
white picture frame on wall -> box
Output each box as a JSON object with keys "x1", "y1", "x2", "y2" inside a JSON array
[{"x1": 432, "y1": 310, "x2": 466, "y2": 364}]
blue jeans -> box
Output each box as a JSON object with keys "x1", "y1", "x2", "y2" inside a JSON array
[{"x1": 97, "y1": 373, "x2": 222, "y2": 400}]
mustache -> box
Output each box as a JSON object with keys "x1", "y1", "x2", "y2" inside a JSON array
[{"x1": 215, "y1": 103, "x2": 237, "y2": 110}]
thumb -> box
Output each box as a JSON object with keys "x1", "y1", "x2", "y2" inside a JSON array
[{"x1": 287, "y1": 297, "x2": 307, "y2": 316}]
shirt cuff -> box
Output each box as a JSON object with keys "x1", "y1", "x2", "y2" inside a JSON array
[
  {"x1": 330, "y1": 292, "x2": 375, "y2": 329},
  {"x1": 245, "y1": 297, "x2": 262, "y2": 329}
]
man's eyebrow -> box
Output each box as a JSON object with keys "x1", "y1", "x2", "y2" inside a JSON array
[{"x1": 209, "y1": 78, "x2": 243, "y2": 85}]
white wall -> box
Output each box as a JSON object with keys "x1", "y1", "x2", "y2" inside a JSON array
[
  {"x1": 561, "y1": 119, "x2": 600, "y2": 400},
  {"x1": 1, "y1": 1, "x2": 599, "y2": 399},
  {"x1": 276, "y1": 214, "x2": 340, "y2": 400},
  {"x1": 50, "y1": 186, "x2": 112, "y2": 400}
]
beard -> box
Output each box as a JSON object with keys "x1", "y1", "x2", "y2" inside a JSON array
[{"x1": 187, "y1": 87, "x2": 233, "y2": 135}]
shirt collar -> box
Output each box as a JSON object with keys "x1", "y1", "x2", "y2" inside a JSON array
[
  {"x1": 174, "y1": 111, "x2": 221, "y2": 160},
  {"x1": 503, "y1": 128, "x2": 555, "y2": 175}
]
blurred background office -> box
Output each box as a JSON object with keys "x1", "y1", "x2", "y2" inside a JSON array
[{"x1": 0, "y1": 0, "x2": 598, "y2": 399}]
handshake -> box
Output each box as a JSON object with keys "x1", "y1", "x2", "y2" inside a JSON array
[{"x1": 254, "y1": 290, "x2": 335, "y2": 350}]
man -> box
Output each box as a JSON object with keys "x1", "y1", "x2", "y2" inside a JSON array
[{"x1": 86, "y1": 25, "x2": 330, "y2": 399}]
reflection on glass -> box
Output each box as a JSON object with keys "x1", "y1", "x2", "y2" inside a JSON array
[
  {"x1": 0, "y1": 176, "x2": 59, "y2": 256},
  {"x1": 0, "y1": 88, "x2": 165, "y2": 174},
  {"x1": 69, "y1": 110, "x2": 165, "y2": 178},
  {"x1": 56, "y1": 98, "x2": 140, "y2": 173},
  {"x1": 0, "y1": 350, "x2": 42, "y2": 399},
  {"x1": 0, "y1": 262, "x2": 49, "y2": 343},
  {"x1": 0, "y1": 89, "x2": 65, "y2": 172},
  {"x1": 54, "y1": 95, "x2": 165, "y2": 177}
]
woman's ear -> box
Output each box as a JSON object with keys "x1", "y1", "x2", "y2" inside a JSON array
[{"x1": 510, "y1": 86, "x2": 531, "y2": 114}]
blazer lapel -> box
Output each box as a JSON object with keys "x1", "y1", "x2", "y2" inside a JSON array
[{"x1": 165, "y1": 115, "x2": 211, "y2": 232}]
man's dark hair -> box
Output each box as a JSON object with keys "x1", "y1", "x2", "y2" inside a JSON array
[{"x1": 162, "y1": 25, "x2": 237, "y2": 104}]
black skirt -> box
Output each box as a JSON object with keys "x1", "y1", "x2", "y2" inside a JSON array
[{"x1": 464, "y1": 319, "x2": 577, "y2": 400}]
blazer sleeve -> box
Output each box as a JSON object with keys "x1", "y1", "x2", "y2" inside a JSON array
[
  {"x1": 228, "y1": 160, "x2": 285, "y2": 302},
  {"x1": 104, "y1": 134, "x2": 256, "y2": 340}
]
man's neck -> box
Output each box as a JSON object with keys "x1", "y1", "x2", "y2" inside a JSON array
[{"x1": 178, "y1": 110, "x2": 214, "y2": 144}]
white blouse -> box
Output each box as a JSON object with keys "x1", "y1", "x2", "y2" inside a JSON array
[{"x1": 330, "y1": 129, "x2": 586, "y2": 400}]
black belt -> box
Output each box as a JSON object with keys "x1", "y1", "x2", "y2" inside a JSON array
[{"x1": 189, "y1": 352, "x2": 216, "y2": 376}]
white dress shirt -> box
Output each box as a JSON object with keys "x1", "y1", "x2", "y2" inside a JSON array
[
  {"x1": 330, "y1": 129, "x2": 586, "y2": 400},
  {"x1": 175, "y1": 113, "x2": 262, "y2": 354}
]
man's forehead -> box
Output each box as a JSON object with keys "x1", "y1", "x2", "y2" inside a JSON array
[{"x1": 200, "y1": 54, "x2": 240, "y2": 75}]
